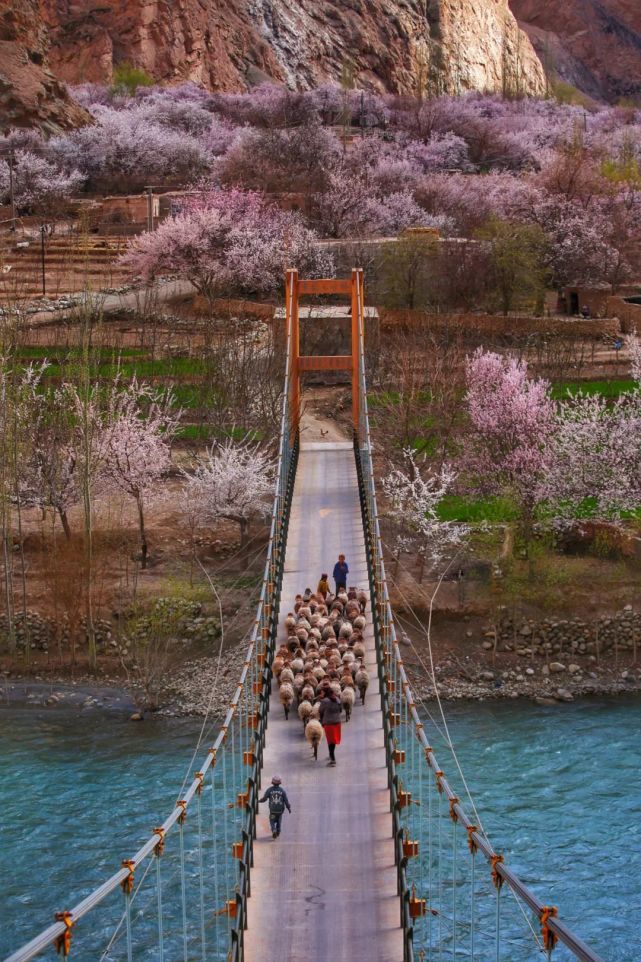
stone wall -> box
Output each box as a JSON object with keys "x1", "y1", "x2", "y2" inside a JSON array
[
  {"x1": 379, "y1": 308, "x2": 621, "y2": 339},
  {"x1": 488, "y1": 607, "x2": 641, "y2": 662}
]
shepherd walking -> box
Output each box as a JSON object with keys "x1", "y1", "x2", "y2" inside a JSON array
[
  {"x1": 332, "y1": 554, "x2": 349, "y2": 594},
  {"x1": 319, "y1": 688, "x2": 342, "y2": 766}
]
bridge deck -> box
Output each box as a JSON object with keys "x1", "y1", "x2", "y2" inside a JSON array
[{"x1": 245, "y1": 440, "x2": 403, "y2": 962}]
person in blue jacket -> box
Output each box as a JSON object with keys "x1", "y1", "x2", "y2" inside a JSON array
[
  {"x1": 332, "y1": 554, "x2": 349, "y2": 594},
  {"x1": 259, "y1": 775, "x2": 292, "y2": 839}
]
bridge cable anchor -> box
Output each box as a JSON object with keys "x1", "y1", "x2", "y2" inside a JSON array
[
  {"x1": 540, "y1": 905, "x2": 559, "y2": 952},
  {"x1": 53, "y1": 911, "x2": 74, "y2": 957},
  {"x1": 491, "y1": 853, "x2": 505, "y2": 890},
  {"x1": 153, "y1": 826, "x2": 166, "y2": 857},
  {"x1": 120, "y1": 859, "x2": 135, "y2": 895},
  {"x1": 466, "y1": 825, "x2": 478, "y2": 854}
]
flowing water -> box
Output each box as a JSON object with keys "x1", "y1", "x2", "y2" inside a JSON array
[{"x1": 1, "y1": 696, "x2": 639, "y2": 961}]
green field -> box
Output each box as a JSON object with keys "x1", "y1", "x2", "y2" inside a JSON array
[
  {"x1": 436, "y1": 495, "x2": 519, "y2": 523},
  {"x1": 552, "y1": 379, "x2": 637, "y2": 400}
]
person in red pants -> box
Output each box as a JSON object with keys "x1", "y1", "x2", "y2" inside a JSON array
[{"x1": 319, "y1": 688, "x2": 342, "y2": 766}]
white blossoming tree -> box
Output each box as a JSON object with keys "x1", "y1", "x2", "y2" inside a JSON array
[
  {"x1": 382, "y1": 448, "x2": 466, "y2": 577},
  {"x1": 183, "y1": 437, "x2": 275, "y2": 549},
  {"x1": 99, "y1": 380, "x2": 179, "y2": 569}
]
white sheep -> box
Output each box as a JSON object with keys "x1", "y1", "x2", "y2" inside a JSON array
[
  {"x1": 353, "y1": 614, "x2": 366, "y2": 631},
  {"x1": 355, "y1": 666, "x2": 369, "y2": 704},
  {"x1": 298, "y1": 699, "x2": 313, "y2": 727},
  {"x1": 280, "y1": 666, "x2": 295, "y2": 686},
  {"x1": 341, "y1": 686, "x2": 355, "y2": 721},
  {"x1": 301, "y1": 683, "x2": 315, "y2": 702},
  {"x1": 293, "y1": 673, "x2": 305, "y2": 699},
  {"x1": 353, "y1": 641, "x2": 365, "y2": 660},
  {"x1": 279, "y1": 682, "x2": 295, "y2": 719},
  {"x1": 305, "y1": 718, "x2": 324, "y2": 760}
]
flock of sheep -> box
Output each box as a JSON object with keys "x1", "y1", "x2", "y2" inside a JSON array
[{"x1": 273, "y1": 586, "x2": 370, "y2": 760}]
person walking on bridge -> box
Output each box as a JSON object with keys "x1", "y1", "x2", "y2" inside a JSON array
[
  {"x1": 332, "y1": 554, "x2": 349, "y2": 595},
  {"x1": 317, "y1": 573, "x2": 330, "y2": 600},
  {"x1": 259, "y1": 775, "x2": 291, "y2": 839},
  {"x1": 319, "y1": 688, "x2": 342, "y2": 766}
]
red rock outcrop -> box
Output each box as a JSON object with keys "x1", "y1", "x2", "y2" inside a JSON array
[
  {"x1": 0, "y1": 0, "x2": 89, "y2": 132},
  {"x1": 510, "y1": 0, "x2": 641, "y2": 103},
  {"x1": 40, "y1": 0, "x2": 545, "y2": 96}
]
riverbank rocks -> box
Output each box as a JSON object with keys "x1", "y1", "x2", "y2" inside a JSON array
[
  {"x1": 549, "y1": 662, "x2": 566, "y2": 674},
  {"x1": 159, "y1": 641, "x2": 248, "y2": 716}
]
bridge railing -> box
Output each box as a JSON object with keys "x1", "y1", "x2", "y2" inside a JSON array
[
  {"x1": 352, "y1": 268, "x2": 604, "y2": 962},
  {"x1": 3, "y1": 294, "x2": 299, "y2": 962}
]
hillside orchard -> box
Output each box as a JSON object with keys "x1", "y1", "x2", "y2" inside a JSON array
[
  {"x1": 3, "y1": 82, "x2": 641, "y2": 674},
  {"x1": 3, "y1": 83, "x2": 641, "y2": 305}
]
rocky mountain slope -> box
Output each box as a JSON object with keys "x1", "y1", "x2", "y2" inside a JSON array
[
  {"x1": 0, "y1": 0, "x2": 88, "y2": 132},
  {"x1": 510, "y1": 0, "x2": 641, "y2": 103},
  {"x1": 40, "y1": 0, "x2": 544, "y2": 96}
]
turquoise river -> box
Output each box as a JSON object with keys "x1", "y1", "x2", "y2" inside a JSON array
[{"x1": 0, "y1": 696, "x2": 639, "y2": 961}]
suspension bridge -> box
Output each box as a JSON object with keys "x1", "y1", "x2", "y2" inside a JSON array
[{"x1": 4, "y1": 270, "x2": 604, "y2": 962}]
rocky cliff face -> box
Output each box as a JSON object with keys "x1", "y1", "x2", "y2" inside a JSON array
[
  {"x1": 430, "y1": 0, "x2": 545, "y2": 96},
  {"x1": 39, "y1": 0, "x2": 545, "y2": 96},
  {"x1": 0, "y1": 0, "x2": 88, "y2": 132},
  {"x1": 510, "y1": 0, "x2": 641, "y2": 103}
]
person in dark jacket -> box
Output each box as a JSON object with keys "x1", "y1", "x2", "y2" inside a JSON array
[
  {"x1": 319, "y1": 690, "x2": 342, "y2": 766},
  {"x1": 259, "y1": 775, "x2": 292, "y2": 838},
  {"x1": 332, "y1": 554, "x2": 349, "y2": 594}
]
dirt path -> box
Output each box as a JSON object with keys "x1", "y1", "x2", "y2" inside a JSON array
[
  {"x1": 299, "y1": 386, "x2": 351, "y2": 442},
  {"x1": 22, "y1": 279, "x2": 193, "y2": 327}
]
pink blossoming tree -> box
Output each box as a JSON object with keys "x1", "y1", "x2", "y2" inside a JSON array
[
  {"x1": 122, "y1": 188, "x2": 331, "y2": 305},
  {"x1": 464, "y1": 349, "x2": 555, "y2": 545}
]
